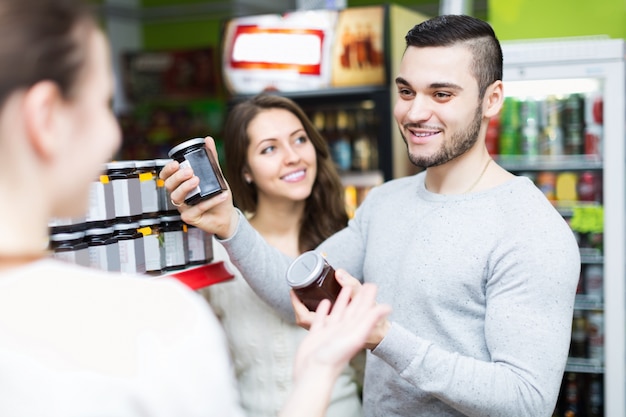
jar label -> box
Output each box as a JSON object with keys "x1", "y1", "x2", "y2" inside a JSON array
[{"x1": 180, "y1": 160, "x2": 202, "y2": 200}]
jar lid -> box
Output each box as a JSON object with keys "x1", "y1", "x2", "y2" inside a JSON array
[
  {"x1": 85, "y1": 227, "x2": 115, "y2": 236},
  {"x1": 49, "y1": 231, "x2": 85, "y2": 241},
  {"x1": 48, "y1": 217, "x2": 84, "y2": 228},
  {"x1": 160, "y1": 215, "x2": 182, "y2": 222},
  {"x1": 167, "y1": 137, "x2": 205, "y2": 159},
  {"x1": 134, "y1": 159, "x2": 156, "y2": 169},
  {"x1": 285, "y1": 251, "x2": 325, "y2": 289},
  {"x1": 138, "y1": 218, "x2": 162, "y2": 226},
  {"x1": 113, "y1": 222, "x2": 140, "y2": 231},
  {"x1": 106, "y1": 160, "x2": 135, "y2": 170},
  {"x1": 154, "y1": 158, "x2": 173, "y2": 168}
]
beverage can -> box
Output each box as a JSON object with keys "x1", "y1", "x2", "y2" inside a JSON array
[
  {"x1": 519, "y1": 98, "x2": 540, "y2": 156},
  {"x1": 540, "y1": 96, "x2": 564, "y2": 156},
  {"x1": 500, "y1": 97, "x2": 520, "y2": 129},
  {"x1": 499, "y1": 127, "x2": 519, "y2": 155},
  {"x1": 563, "y1": 94, "x2": 584, "y2": 155}
]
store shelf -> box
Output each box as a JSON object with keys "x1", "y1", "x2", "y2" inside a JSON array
[
  {"x1": 575, "y1": 294, "x2": 604, "y2": 310},
  {"x1": 556, "y1": 201, "x2": 603, "y2": 218},
  {"x1": 166, "y1": 261, "x2": 234, "y2": 290},
  {"x1": 340, "y1": 170, "x2": 384, "y2": 188},
  {"x1": 495, "y1": 154, "x2": 603, "y2": 171},
  {"x1": 580, "y1": 253, "x2": 604, "y2": 264},
  {"x1": 565, "y1": 357, "x2": 605, "y2": 374},
  {"x1": 230, "y1": 85, "x2": 389, "y2": 102}
]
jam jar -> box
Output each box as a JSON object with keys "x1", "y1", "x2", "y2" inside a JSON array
[
  {"x1": 286, "y1": 251, "x2": 342, "y2": 311},
  {"x1": 167, "y1": 138, "x2": 227, "y2": 205}
]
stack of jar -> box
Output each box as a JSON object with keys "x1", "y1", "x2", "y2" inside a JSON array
[{"x1": 48, "y1": 159, "x2": 213, "y2": 276}]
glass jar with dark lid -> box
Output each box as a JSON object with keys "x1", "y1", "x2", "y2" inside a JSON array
[
  {"x1": 167, "y1": 138, "x2": 227, "y2": 205},
  {"x1": 107, "y1": 161, "x2": 142, "y2": 222},
  {"x1": 134, "y1": 159, "x2": 159, "y2": 218},
  {"x1": 138, "y1": 217, "x2": 164, "y2": 275},
  {"x1": 113, "y1": 221, "x2": 145, "y2": 274},
  {"x1": 49, "y1": 230, "x2": 90, "y2": 267},
  {"x1": 84, "y1": 226, "x2": 120, "y2": 272},
  {"x1": 155, "y1": 159, "x2": 179, "y2": 214},
  {"x1": 161, "y1": 215, "x2": 189, "y2": 272},
  {"x1": 186, "y1": 223, "x2": 213, "y2": 265}
]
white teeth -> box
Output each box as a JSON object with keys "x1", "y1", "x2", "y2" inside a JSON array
[{"x1": 283, "y1": 170, "x2": 305, "y2": 181}]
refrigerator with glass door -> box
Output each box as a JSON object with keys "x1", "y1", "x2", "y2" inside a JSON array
[{"x1": 497, "y1": 37, "x2": 625, "y2": 417}]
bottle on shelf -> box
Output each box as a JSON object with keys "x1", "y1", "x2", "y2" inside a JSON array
[
  {"x1": 331, "y1": 110, "x2": 352, "y2": 171},
  {"x1": 352, "y1": 109, "x2": 373, "y2": 172},
  {"x1": 586, "y1": 373, "x2": 604, "y2": 417},
  {"x1": 570, "y1": 310, "x2": 588, "y2": 359},
  {"x1": 563, "y1": 372, "x2": 581, "y2": 417}
]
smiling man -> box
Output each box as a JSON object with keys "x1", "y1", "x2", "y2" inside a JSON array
[{"x1": 161, "y1": 14, "x2": 581, "y2": 417}]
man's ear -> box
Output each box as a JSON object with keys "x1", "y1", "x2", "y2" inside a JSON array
[
  {"x1": 21, "y1": 81, "x2": 65, "y2": 160},
  {"x1": 483, "y1": 80, "x2": 504, "y2": 119}
]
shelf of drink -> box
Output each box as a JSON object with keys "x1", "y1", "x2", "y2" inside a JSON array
[
  {"x1": 579, "y1": 250, "x2": 603, "y2": 264},
  {"x1": 494, "y1": 154, "x2": 603, "y2": 171},
  {"x1": 565, "y1": 357, "x2": 604, "y2": 374},
  {"x1": 164, "y1": 261, "x2": 234, "y2": 290},
  {"x1": 555, "y1": 201, "x2": 602, "y2": 218},
  {"x1": 232, "y1": 85, "x2": 389, "y2": 101},
  {"x1": 575, "y1": 294, "x2": 603, "y2": 311},
  {"x1": 339, "y1": 170, "x2": 384, "y2": 188}
]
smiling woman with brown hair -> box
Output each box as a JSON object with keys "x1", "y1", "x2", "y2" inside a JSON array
[{"x1": 203, "y1": 94, "x2": 363, "y2": 417}]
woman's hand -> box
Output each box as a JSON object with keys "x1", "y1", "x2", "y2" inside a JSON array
[
  {"x1": 159, "y1": 136, "x2": 239, "y2": 239},
  {"x1": 281, "y1": 283, "x2": 391, "y2": 417},
  {"x1": 290, "y1": 269, "x2": 392, "y2": 350}
]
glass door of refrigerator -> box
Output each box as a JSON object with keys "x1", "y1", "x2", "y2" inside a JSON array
[{"x1": 494, "y1": 76, "x2": 606, "y2": 417}]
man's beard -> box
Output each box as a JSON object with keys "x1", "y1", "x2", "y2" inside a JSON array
[{"x1": 401, "y1": 105, "x2": 483, "y2": 169}]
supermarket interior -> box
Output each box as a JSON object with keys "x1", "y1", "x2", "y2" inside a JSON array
[{"x1": 46, "y1": 0, "x2": 626, "y2": 416}]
